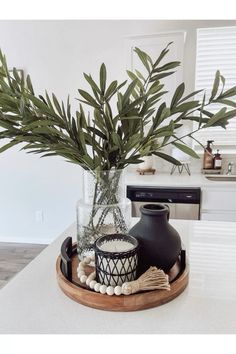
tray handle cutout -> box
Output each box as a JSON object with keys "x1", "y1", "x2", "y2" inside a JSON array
[{"x1": 60, "y1": 237, "x2": 73, "y2": 281}]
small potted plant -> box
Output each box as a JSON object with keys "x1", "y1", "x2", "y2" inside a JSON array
[{"x1": 138, "y1": 139, "x2": 160, "y2": 170}]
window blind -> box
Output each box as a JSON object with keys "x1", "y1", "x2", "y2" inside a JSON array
[{"x1": 194, "y1": 26, "x2": 236, "y2": 150}]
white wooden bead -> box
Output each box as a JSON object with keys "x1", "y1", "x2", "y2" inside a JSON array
[
  {"x1": 99, "y1": 285, "x2": 107, "y2": 294},
  {"x1": 77, "y1": 270, "x2": 85, "y2": 278},
  {"x1": 86, "y1": 277, "x2": 91, "y2": 286},
  {"x1": 86, "y1": 271, "x2": 96, "y2": 285},
  {"x1": 89, "y1": 280, "x2": 97, "y2": 290},
  {"x1": 84, "y1": 257, "x2": 91, "y2": 264},
  {"x1": 79, "y1": 254, "x2": 135, "y2": 296},
  {"x1": 106, "y1": 286, "x2": 114, "y2": 296},
  {"x1": 114, "y1": 286, "x2": 122, "y2": 296},
  {"x1": 78, "y1": 262, "x2": 85, "y2": 270},
  {"x1": 80, "y1": 275, "x2": 87, "y2": 283},
  {"x1": 94, "y1": 283, "x2": 101, "y2": 292}
]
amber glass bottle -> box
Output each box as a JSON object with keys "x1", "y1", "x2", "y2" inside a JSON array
[
  {"x1": 214, "y1": 149, "x2": 222, "y2": 170},
  {"x1": 203, "y1": 140, "x2": 214, "y2": 169}
]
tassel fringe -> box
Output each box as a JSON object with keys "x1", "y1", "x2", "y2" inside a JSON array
[{"x1": 121, "y1": 266, "x2": 170, "y2": 295}]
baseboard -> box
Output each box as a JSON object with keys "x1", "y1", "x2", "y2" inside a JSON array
[{"x1": 0, "y1": 236, "x2": 53, "y2": 245}]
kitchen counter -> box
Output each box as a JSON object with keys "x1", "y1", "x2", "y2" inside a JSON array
[
  {"x1": 125, "y1": 170, "x2": 236, "y2": 188},
  {"x1": 0, "y1": 219, "x2": 236, "y2": 334}
]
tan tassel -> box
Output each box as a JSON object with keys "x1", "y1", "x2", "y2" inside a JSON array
[{"x1": 121, "y1": 267, "x2": 170, "y2": 295}]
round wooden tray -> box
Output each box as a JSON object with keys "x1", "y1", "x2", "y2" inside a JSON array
[{"x1": 56, "y1": 244, "x2": 189, "y2": 312}]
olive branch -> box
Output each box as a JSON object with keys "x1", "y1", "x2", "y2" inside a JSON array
[{"x1": 0, "y1": 42, "x2": 236, "y2": 172}]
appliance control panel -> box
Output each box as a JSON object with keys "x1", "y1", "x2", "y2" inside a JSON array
[{"x1": 127, "y1": 186, "x2": 201, "y2": 204}]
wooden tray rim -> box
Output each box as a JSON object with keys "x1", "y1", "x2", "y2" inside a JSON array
[{"x1": 56, "y1": 252, "x2": 189, "y2": 312}]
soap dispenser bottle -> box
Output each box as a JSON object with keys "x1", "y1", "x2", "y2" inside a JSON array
[
  {"x1": 214, "y1": 149, "x2": 222, "y2": 170},
  {"x1": 203, "y1": 140, "x2": 214, "y2": 169}
]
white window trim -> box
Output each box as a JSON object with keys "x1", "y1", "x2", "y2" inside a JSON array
[{"x1": 193, "y1": 26, "x2": 236, "y2": 155}]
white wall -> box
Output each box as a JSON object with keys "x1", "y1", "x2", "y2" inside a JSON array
[{"x1": 0, "y1": 20, "x2": 236, "y2": 244}]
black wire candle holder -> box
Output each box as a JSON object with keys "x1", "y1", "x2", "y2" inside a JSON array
[{"x1": 94, "y1": 234, "x2": 139, "y2": 287}]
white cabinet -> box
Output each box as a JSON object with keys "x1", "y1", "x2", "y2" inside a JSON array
[
  {"x1": 201, "y1": 211, "x2": 236, "y2": 222},
  {"x1": 201, "y1": 187, "x2": 236, "y2": 222}
]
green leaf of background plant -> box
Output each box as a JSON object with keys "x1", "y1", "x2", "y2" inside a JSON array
[
  {"x1": 122, "y1": 79, "x2": 138, "y2": 106},
  {"x1": 147, "y1": 82, "x2": 164, "y2": 95},
  {"x1": 78, "y1": 89, "x2": 100, "y2": 108},
  {"x1": 203, "y1": 107, "x2": 227, "y2": 128},
  {"x1": 178, "y1": 89, "x2": 203, "y2": 104},
  {"x1": 170, "y1": 83, "x2": 185, "y2": 108},
  {"x1": 172, "y1": 141, "x2": 200, "y2": 159},
  {"x1": 12, "y1": 68, "x2": 21, "y2": 82},
  {"x1": 100, "y1": 63, "x2": 107, "y2": 94},
  {"x1": 105, "y1": 80, "x2": 118, "y2": 98},
  {"x1": 52, "y1": 93, "x2": 63, "y2": 117},
  {"x1": 116, "y1": 80, "x2": 127, "y2": 92},
  {"x1": 24, "y1": 94, "x2": 53, "y2": 115},
  {"x1": 153, "y1": 151, "x2": 181, "y2": 165},
  {"x1": 84, "y1": 73, "x2": 101, "y2": 94},
  {"x1": 149, "y1": 71, "x2": 175, "y2": 82},
  {"x1": 0, "y1": 140, "x2": 19, "y2": 153},
  {"x1": 134, "y1": 47, "x2": 151, "y2": 73},
  {"x1": 210, "y1": 70, "x2": 220, "y2": 101},
  {"x1": 153, "y1": 42, "x2": 173, "y2": 68},
  {"x1": 214, "y1": 99, "x2": 236, "y2": 108},
  {"x1": 173, "y1": 101, "x2": 200, "y2": 113},
  {"x1": 220, "y1": 86, "x2": 236, "y2": 99},
  {"x1": 126, "y1": 70, "x2": 143, "y2": 89},
  {"x1": 154, "y1": 61, "x2": 180, "y2": 72},
  {"x1": 135, "y1": 70, "x2": 145, "y2": 81},
  {"x1": 120, "y1": 96, "x2": 145, "y2": 115}
]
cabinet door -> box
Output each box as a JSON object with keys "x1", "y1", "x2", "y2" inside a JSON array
[
  {"x1": 201, "y1": 188, "x2": 236, "y2": 211},
  {"x1": 175, "y1": 204, "x2": 200, "y2": 220},
  {"x1": 201, "y1": 212, "x2": 236, "y2": 222}
]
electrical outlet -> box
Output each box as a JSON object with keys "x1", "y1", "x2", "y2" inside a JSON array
[{"x1": 35, "y1": 210, "x2": 44, "y2": 223}]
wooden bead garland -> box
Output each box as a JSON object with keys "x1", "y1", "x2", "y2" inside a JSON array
[{"x1": 77, "y1": 255, "x2": 170, "y2": 296}]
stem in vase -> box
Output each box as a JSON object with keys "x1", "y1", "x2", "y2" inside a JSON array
[{"x1": 87, "y1": 170, "x2": 127, "y2": 234}]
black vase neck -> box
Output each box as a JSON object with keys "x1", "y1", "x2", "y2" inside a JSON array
[{"x1": 140, "y1": 204, "x2": 169, "y2": 217}]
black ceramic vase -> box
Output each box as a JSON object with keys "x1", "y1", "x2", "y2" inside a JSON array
[{"x1": 129, "y1": 203, "x2": 182, "y2": 274}]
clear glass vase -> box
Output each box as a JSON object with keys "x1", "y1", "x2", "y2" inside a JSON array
[
  {"x1": 76, "y1": 169, "x2": 131, "y2": 259},
  {"x1": 83, "y1": 169, "x2": 125, "y2": 205}
]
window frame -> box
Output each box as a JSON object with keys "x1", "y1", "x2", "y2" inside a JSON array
[{"x1": 193, "y1": 26, "x2": 236, "y2": 155}]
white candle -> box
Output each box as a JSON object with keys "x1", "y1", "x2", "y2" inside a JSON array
[{"x1": 99, "y1": 240, "x2": 135, "y2": 253}]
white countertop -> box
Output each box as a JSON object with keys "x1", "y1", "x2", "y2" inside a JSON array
[
  {"x1": 125, "y1": 170, "x2": 236, "y2": 188},
  {"x1": 0, "y1": 219, "x2": 236, "y2": 334}
]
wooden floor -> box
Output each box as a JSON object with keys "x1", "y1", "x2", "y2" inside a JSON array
[{"x1": 0, "y1": 242, "x2": 47, "y2": 289}]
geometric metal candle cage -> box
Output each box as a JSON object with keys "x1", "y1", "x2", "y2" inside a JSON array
[{"x1": 94, "y1": 234, "x2": 139, "y2": 287}]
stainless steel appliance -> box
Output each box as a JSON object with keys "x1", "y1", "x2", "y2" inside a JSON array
[{"x1": 127, "y1": 186, "x2": 201, "y2": 220}]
